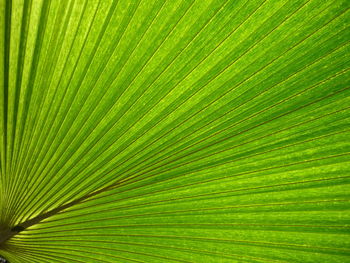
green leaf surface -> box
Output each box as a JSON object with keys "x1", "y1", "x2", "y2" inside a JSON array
[{"x1": 0, "y1": 0, "x2": 349, "y2": 262}]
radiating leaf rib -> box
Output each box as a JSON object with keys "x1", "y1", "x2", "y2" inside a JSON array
[{"x1": 1, "y1": 0, "x2": 350, "y2": 262}]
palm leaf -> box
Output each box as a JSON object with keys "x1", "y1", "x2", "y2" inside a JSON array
[{"x1": 0, "y1": 0, "x2": 349, "y2": 262}]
